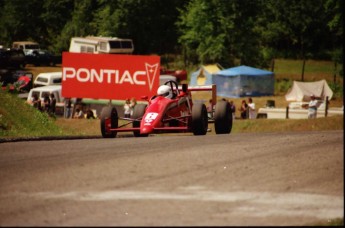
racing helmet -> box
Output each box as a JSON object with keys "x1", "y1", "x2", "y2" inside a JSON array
[{"x1": 157, "y1": 85, "x2": 173, "y2": 99}]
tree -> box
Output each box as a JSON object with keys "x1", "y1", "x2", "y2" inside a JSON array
[
  {"x1": 0, "y1": 0, "x2": 45, "y2": 47},
  {"x1": 177, "y1": 0, "x2": 266, "y2": 67}
]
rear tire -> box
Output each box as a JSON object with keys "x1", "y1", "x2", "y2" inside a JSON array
[
  {"x1": 191, "y1": 103, "x2": 208, "y2": 135},
  {"x1": 100, "y1": 106, "x2": 118, "y2": 138},
  {"x1": 132, "y1": 104, "x2": 148, "y2": 137},
  {"x1": 214, "y1": 100, "x2": 232, "y2": 134}
]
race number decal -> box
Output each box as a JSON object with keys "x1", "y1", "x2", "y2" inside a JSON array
[{"x1": 144, "y1": 112, "x2": 158, "y2": 125}]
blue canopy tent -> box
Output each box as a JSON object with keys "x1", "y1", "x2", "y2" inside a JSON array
[{"x1": 213, "y1": 65, "x2": 274, "y2": 98}]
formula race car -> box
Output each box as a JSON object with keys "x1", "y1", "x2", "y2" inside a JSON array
[{"x1": 100, "y1": 80, "x2": 232, "y2": 138}]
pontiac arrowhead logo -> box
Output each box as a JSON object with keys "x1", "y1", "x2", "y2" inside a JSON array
[{"x1": 145, "y1": 63, "x2": 159, "y2": 91}]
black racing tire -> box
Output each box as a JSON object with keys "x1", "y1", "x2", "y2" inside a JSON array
[
  {"x1": 100, "y1": 106, "x2": 118, "y2": 138},
  {"x1": 214, "y1": 100, "x2": 232, "y2": 134},
  {"x1": 191, "y1": 103, "x2": 208, "y2": 135},
  {"x1": 132, "y1": 104, "x2": 148, "y2": 137}
]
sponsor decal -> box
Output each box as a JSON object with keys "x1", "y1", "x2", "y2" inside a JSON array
[
  {"x1": 61, "y1": 52, "x2": 160, "y2": 100},
  {"x1": 144, "y1": 112, "x2": 158, "y2": 125}
]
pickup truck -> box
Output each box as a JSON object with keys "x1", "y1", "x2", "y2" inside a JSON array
[
  {"x1": 0, "y1": 48, "x2": 26, "y2": 69},
  {"x1": 25, "y1": 50, "x2": 62, "y2": 66}
]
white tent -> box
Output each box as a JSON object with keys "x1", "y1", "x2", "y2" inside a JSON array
[{"x1": 285, "y1": 80, "x2": 333, "y2": 101}]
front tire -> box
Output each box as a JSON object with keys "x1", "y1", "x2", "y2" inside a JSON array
[
  {"x1": 132, "y1": 104, "x2": 148, "y2": 137},
  {"x1": 100, "y1": 106, "x2": 118, "y2": 138},
  {"x1": 214, "y1": 100, "x2": 232, "y2": 134},
  {"x1": 191, "y1": 103, "x2": 208, "y2": 135}
]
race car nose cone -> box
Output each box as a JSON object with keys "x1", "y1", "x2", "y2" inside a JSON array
[{"x1": 141, "y1": 126, "x2": 153, "y2": 134}]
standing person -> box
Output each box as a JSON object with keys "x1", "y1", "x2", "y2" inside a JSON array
[
  {"x1": 229, "y1": 100, "x2": 236, "y2": 120},
  {"x1": 307, "y1": 94, "x2": 318, "y2": 119},
  {"x1": 123, "y1": 98, "x2": 131, "y2": 118},
  {"x1": 129, "y1": 97, "x2": 137, "y2": 116},
  {"x1": 207, "y1": 99, "x2": 214, "y2": 118},
  {"x1": 239, "y1": 100, "x2": 248, "y2": 119},
  {"x1": 64, "y1": 98, "x2": 72, "y2": 118},
  {"x1": 43, "y1": 94, "x2": 50, "y2": 113},
  {"x1": 247, "y1": 97, "x2": 256, "y2": 119},
  {"x1": 49, "y1": 93, "x2": 56, "y2": 115}
]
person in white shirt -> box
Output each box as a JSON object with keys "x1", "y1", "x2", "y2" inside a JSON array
[
  {"x1": 123, "y1": 98, "x2": 131, "y2": 118},
  {"x1": 307, "y1": 94, "x2": 318, "y2": 119},
  {"x1": 247, "y1": 97, "x2": 256, "y2": 119},
  {"x1": 73, "y1": 108, "x2": 84, "y2": 119}
]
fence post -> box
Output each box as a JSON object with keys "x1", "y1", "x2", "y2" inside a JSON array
[
  {"x1": 325, "y1": 96, "x2": 329, "y2": 117},
  {"x1": 286, "y1": 106, "x2": 289, "y2": 119}
]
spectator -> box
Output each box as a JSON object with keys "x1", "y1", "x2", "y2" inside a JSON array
[
  {"x1": 64, "y1": 98, "x2": 72, "y2": 118},
  {"x1": 207, "y1": 99, "x2": 214, "y2": 118},
  {"x1": 30, "y1": 94, "x2": 41, "y2": 111},
  {"x1": 86, "y1": 109, "x2": 96, "y2": 119},
  {"x1": 123, "y1": 98, "x2": 131, "y2": 118},
  {"x1": 307, "y1": 94, "x2": 318, "y2": 119},
  {"x1": 43, "y1": 95, "x2": 50, "y2": 112},
  {"x1": 239, "y1": 100, "x2": 248, "y2": 119},
  {"x1": 73, "y1": 108, "x2": 84, "y2": 119},
  {"x1": 50, "y1": 93, "x2": 56, "y2": 115},
  {"x1": 229, "y1": 100, "x2": 236, "y2": 120},
  {"x1": 130, "y1": 97, "x2": 137, "y2": 116},
  {"x1": 72, "y1": 98, "x2": 83, "y2": 118},
  {"x1": 247, "y1": 97, "x2": 256, "y2": 119}
]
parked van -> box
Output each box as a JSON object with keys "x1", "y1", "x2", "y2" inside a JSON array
[
  {"x1": 69, "y1": 36, "x2": 134, "y2": 54},
  {"x1": 27, "y1": 85, "x2": 65, "y2": 115},
  {"x1": 33, "y1": 72, "x2": 62, "y2": 87},
  {"x1": 12, "y1": 41, "x2": 40, "y2": 55}
]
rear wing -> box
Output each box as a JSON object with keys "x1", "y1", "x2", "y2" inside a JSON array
[{"x1": 178, "y1": 84, "x2": 217, "y2": 106}]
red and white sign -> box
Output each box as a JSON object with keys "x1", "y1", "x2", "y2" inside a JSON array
[{"x1": 61, "y1": 52, "x2": 160, "y2": 100}]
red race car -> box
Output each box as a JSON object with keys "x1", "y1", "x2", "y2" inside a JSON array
[{"x1": 100, "y1": 80, "x2": 232, "y2": 138}]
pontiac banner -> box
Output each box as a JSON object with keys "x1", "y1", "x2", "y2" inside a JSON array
[{"x1": 61, "y1": 52, "x2": 160, "y2": 100}]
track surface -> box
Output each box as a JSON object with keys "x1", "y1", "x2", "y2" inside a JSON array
[{"x1": 0, "y1": 130, "x2": 343, "y2": 226}]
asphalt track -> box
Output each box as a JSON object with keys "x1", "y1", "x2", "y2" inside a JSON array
[{"x1": 0, "y1": 130, "x2": 343, "y2": 226}]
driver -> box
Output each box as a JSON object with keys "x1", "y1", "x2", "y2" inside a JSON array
[{"x1": 157, "y1": 85, "x2": 173, "y2": 99}]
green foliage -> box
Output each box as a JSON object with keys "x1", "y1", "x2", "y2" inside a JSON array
[
  {"x1": 329, "y1": 81, "x2": 343, "y2": 98},
  {"x1": 0, "y1": 0, "x2": 343, "y2": 66},
  {"x1": 274, "y1": 79, "x2": 293, "y2": 95},
  {"x1": 0, "y1": 90, "x2": 64, "y2": 138}
]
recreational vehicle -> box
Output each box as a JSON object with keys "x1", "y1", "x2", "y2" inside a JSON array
[{"x1": 69, "y1": 36, "x2": 134, "y2": 54}]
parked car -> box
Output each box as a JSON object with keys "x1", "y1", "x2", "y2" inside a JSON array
[
  {"x1": 0, "y1": 48, "x2": 26, "y2": 69},
  {"x1": 25, "y1": 49, "x2": 62, "y2": 66}
]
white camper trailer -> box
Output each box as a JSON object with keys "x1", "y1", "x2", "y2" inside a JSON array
[{"x1": 69, "y1": 36, "x2": 134, "y2": 54}]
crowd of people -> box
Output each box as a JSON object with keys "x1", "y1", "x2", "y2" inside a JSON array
[
  {"x1": 29, "y1": 93, "x2": 56, "y2": 116},
  {"x1": 207, "y1": 97, "x2": 257, "y2": 120},
  {"x1": 29, "y1": 92, "x2": 321, "y2": 120}
]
